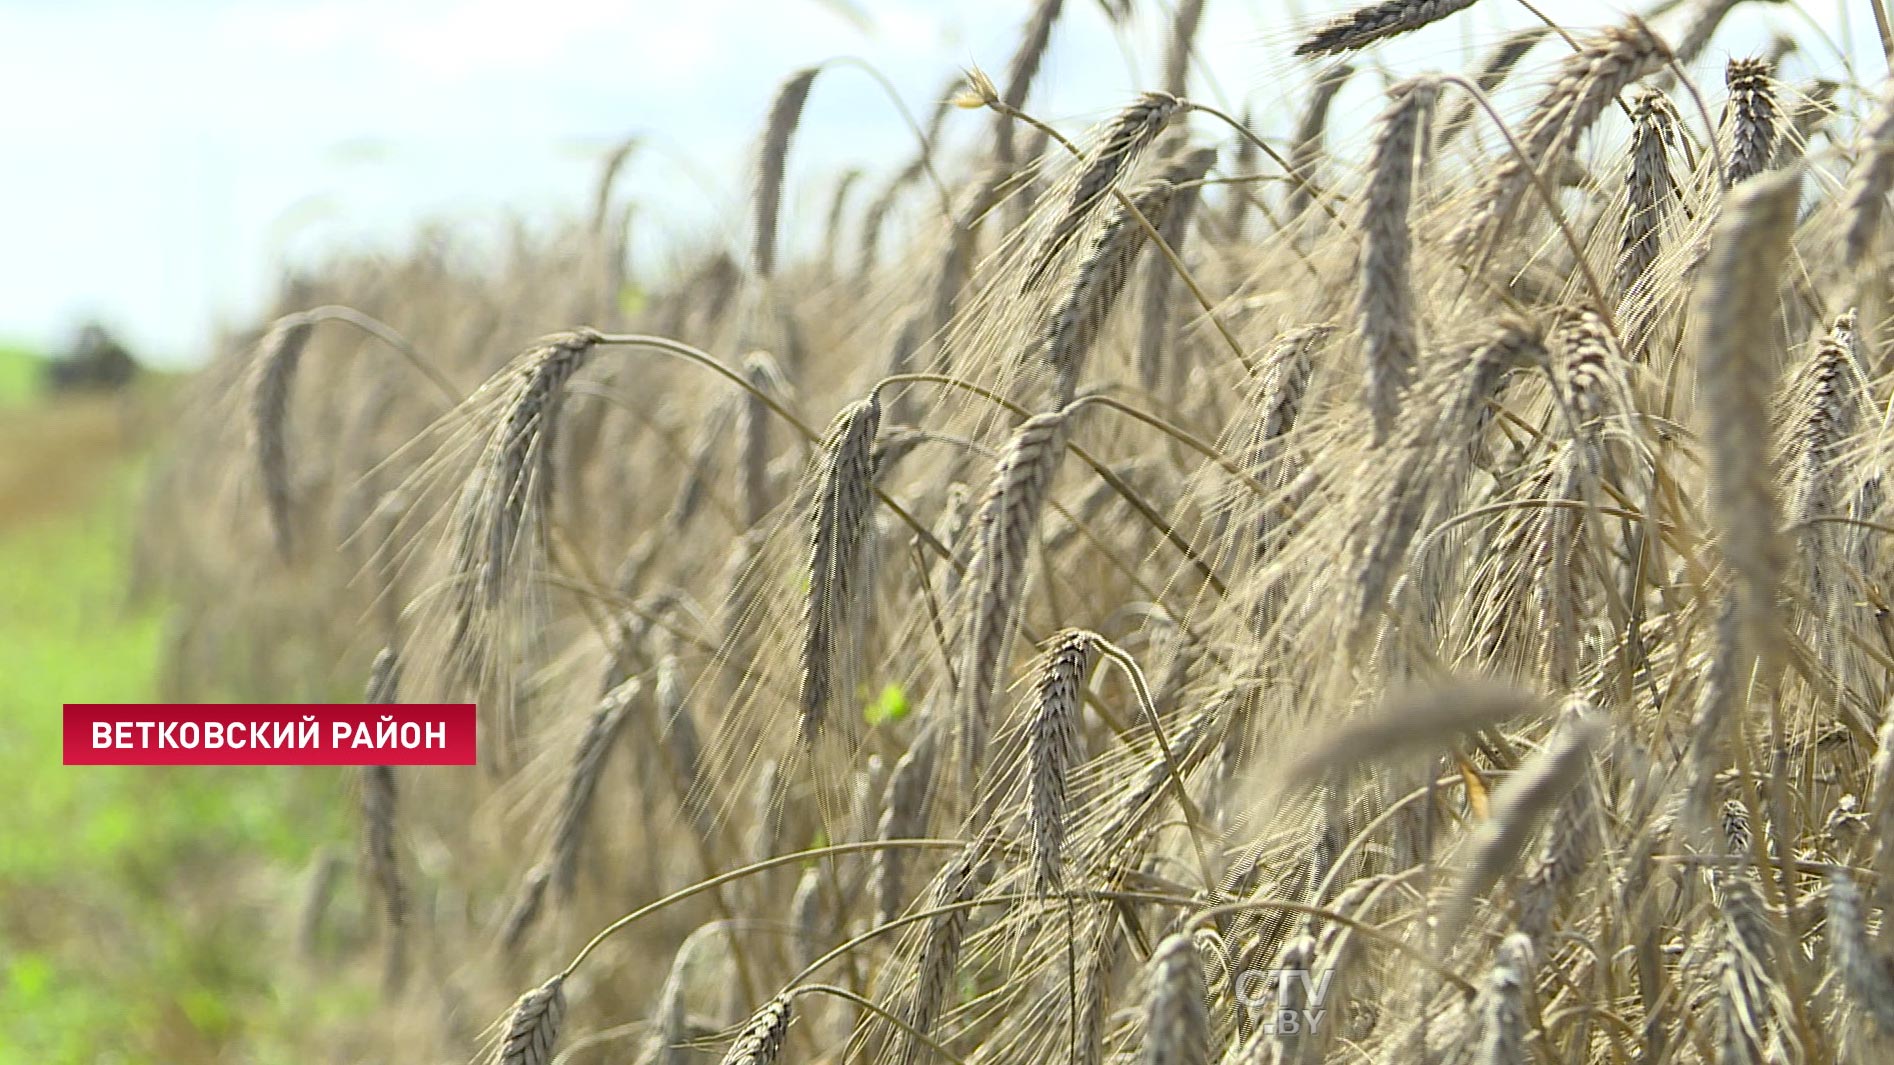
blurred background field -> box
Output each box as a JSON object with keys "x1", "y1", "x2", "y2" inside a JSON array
[{"x1": 0, "y1": 354, "x2": 354, "y2": 1063}]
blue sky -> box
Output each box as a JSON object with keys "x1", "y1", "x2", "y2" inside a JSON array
[{"x1": 0, "y1": 0, "x2": 1868, "y2": 364}]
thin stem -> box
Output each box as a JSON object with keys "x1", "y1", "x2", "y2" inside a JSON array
[
  {"x1": 789, "y1": 985, "x2": 971, "y2": 1065},
  {"x1": 1066, "y1": 431, "x2": 1229, "y2": 597},
  {"x1": 1509, "y1": 0, "x2": 1580, "y2": 53},
  {"x1": 792, "y1": 887, "x2": 1200, "y2": 992},
  {"x1": 1078, "y1": 394, "x2": 1269, "y2": 498},
  {"x1": 972, "y1": 85, "x2": 1082, "y2": 159},
  {"x1": 1416, "y1": 498, "x2": 1669, "y2": 559},
  {"x1": 868, "y1": 374, "x2": 1229, "y2": 595},
  {"x1": 1182, "y1": 100, "x2": 1346, "y2": 227},
  {"x1": 1436, "y1": 76, "x2": 1616, "y2": 333},
  {"x1": 560, "y1": 838, "x2": 968, "y2": 978},
  {"x1": 1664, "y1": 57, "x2": 1728, "y2": 189},
  {"x1": 831, "y1": 57, "x2": 956, "y2": 220},
  {"x1": 1105, "y1": 179, "x2": 1260, "y2": 374},
  {"x1": 1093, "y1": 635, "x2": 1216, "y2": 888},
  {"x1": 301, "y1": 305, "x2": 461, "y2": 407},
  {"x1": 587, "y1": 334, "x2": 960, "y2": 569},
  {"x1": 1182, "y1": 877, "x2": 1479, "y2": 994},
  {"x1": 1872, "y1": 0, "x2": 1894, "y2": 64},
  {"x1": 874, "y1": 372, "x2": 1031, "y2": 418}
]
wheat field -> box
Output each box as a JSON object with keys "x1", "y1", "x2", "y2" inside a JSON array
[{"x1": 133, "y1": 0, "x2": 1894, "y2": 1061}]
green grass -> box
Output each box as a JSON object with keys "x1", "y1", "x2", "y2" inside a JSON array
[
  {"x1": 0, "y1": 343, "x2": 43, "y2": 407},
  {"x1": 0, "y1": 418, "x2": 358, "y2": 1064}
]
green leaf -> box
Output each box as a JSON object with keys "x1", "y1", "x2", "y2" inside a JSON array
[{"x1": 864, "y1": 682, "x2": 911, "y2": 726}]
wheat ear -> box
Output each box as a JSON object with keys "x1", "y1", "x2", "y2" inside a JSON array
[
  {"x1": 1289, "y1": 679, "x2": 1539, "y2": 785},
  {"x1": 1438, "y1": 27, "x2": 1547, "y2": 148},
  {"x1": 800, "y1": 395, "x2": 882, "y2": 744},
  {"x1": 1724, "y1": 58, "x2": 1779, "y2": 187},
  {"x1": 1844, "y1": 74, "x2": 1894, "y2": 267},
  {"x1": 550, "y1": 676, "x2": 637, "y2": 900},
  {"x1": 1295, "y1": 0, "x2": 1485, "y2": 57},
  {"x1": 1161, "y1": 0, "x2": 1206, "y2": 97},
  {"x1": 895, "y1": 843, "x2": 983, "y2": 1065},
  {"x1": 754, "y1": 67, "x2": 820, "y2": 279},
  {"x1": 1140, "y1": 931, "x2": 1210, "y2": 1065},
  {"x1": 1827, "y1": 874, "x2": 1894, "y2": 1037},
  {"x1": 1617, "y1": 90, "x2": 1680, "y2": 299},
  {"x1": 874, "y1": 722, "x2": 942, "y2": 924},
  {"x1": 1453, "y1": 20, "x2": 1670, "y2": 255},
  {"x1": 458, "y1": 329, "x2": 601, "y2": 610},
  {"x1": 993, "y1": 0, "x2": 1066, "y2": 163},
  {"x1": 1674, "y1": 0, "x2": 1743, "y2": 67},
  {"x1": 1028, "y1": 629, "x2": 1100, "y2": 894},
  {"x1": 722, "y1": 994, "x2": 794, "y2": 1065},
  {"x1": 500, "y1": 864, "x2": 551, "y2": 953},
  {"x1": 1696, "y1": 166, "x2": 1800, "y2": 664},
  {"x1": 1447, "y1": 709, "x2": 1606, "y2": 937},
  {"x1": 956, "y1": 410, "x2": 1070, "y2": 793},
  {"x1": 1286, "y1": 62, "x2": 1355, "y2": 218},
  {"x1": 491, "y1": 974, "x2": 566, "y2": 1065},
  {"x1": 1136, "y1": 148, "x2": 1218, "y2": 395},
  {"x1": 1358, "y1": 76, "x2": 1438, "y2": 445},
  {"x1": 1024, "y1": 92, "x2": 1183, "y2": 290},
  {"x1": 248, "y1": 313, "x2": 316, "y2": 559},
  {"x1": 1471, "y1": 934, "x2": 1533, "y2": 1065},
  {"x1": 360, "y1": 647, "x2": 407, "y2": 987},
  {"x1": 1042, "y1": 179, "x2": 1177, "y2": 404}
]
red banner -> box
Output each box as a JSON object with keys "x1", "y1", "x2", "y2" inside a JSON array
[{"x1": 63, "y1": 704, "x2": 478, "y2": 765}]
